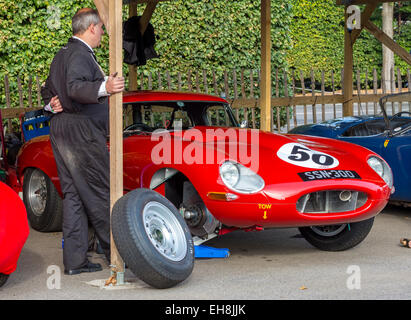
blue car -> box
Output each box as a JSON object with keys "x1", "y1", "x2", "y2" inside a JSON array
[{"x1": 289, "y1": 92, "x2": 411, "y2": 205}]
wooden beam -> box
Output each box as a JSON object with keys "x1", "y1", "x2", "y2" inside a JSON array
[
  {"x1": 93, "y1": 0, "x2": 109, "y2": 33},
  {"x1": 108, "y1": 0, "x2": 125, "y2": 279},
  {"x1": 139, "y1": 0, "x2": 159, "y2": 35},
  {"x1": 229, "y1": 92, "x2": 411, "y2": 109},
  {"x1": 260, "y1": 0, "x2": 271, "y2": 132},
  {"x1": 364, "y1": 20, "x2": 411, "y2": 65},
  {"x1": 337, "y1": 0, "x2": 409, "y2": 5},
  {"x1": 0, "y1": 107, "x2": 42, "y2": 119},
  {"x1": 343, "y1": 6, "x2": 354, "y2": 116},
  {"x1": 350, "y1": 2, "x2": 378, "y2": 43}
]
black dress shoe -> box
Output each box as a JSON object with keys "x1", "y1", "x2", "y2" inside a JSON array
[{"x1": 64, "y1": 262, "x2": 102, "y2": 275}]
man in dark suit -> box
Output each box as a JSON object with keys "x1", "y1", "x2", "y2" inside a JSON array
[{"x1": 42, "y1": 8, "x2": 124, "y2": 275}]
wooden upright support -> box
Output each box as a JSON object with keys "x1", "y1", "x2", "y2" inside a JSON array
[
  {"x1": 260, "y1": 0, "x2": 271, "y2": 131},
  {"x1": 94, "y1": 0, "x2": 109, "y2": 32},
  {"x1": 108, "y1": 0, "x2": 125, "y2": 279},
  {"x1": 343, "y1": 6, "x2": 354, "y2": 116}
]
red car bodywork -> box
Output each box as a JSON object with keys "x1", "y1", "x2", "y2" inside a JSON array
[
  {"x1": 0, "y1": 181, "x2": 29, "y2": 275},
  {"x1": 16, "y1": 91, "x2": 391, "y2": 229}
]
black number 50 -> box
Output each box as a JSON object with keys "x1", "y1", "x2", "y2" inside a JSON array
[{"x1": 289, "y1": 146, "x2": 334, "y2": 166}]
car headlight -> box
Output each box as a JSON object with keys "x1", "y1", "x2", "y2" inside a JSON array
[
  {"x1": 367, "y1": 156, "x2": 393, "y2": 188},
  {"x1": 219, "y1": 161, "x2": 265, "y2": 194}
]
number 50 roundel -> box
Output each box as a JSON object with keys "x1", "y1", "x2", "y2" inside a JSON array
[{"x1": 277, "y1": 143, "x2": 339, "y2": 169}]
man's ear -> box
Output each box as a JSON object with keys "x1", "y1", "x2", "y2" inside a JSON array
[{"x1": 88, "y1": 23, "x2": 96, "y2": 34}]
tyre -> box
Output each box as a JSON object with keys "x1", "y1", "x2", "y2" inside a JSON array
[
  {"x1": 23, "y1": 168, "x2": 63, "y2": 232},
  {"x1": 0, "y1": 274, "x2": 9, "y2": 288},
  {"x1": 299, "y1": 217, "x2": 374, "y2": 251},
  {"x1": 112, "y1": 188, "x2": 194, "y2": 289}
]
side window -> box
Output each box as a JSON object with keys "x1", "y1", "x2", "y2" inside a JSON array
[
  {"x1": 143, "y1": 106, "x2": 173, "y2": 129},
  {"x1": 206, "y1": 105, "x2": 231, "y2": 127},
  {"x1": 125, "y1": 103, "x2": 192, "y2": 131},
  {"x1": 172, "y1": 110, "x2": 192, "y2": 129}
]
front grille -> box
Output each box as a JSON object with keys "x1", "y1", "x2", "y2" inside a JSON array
[{"x1": 296, "y1": 190, "x2": 367, "y2": 214}]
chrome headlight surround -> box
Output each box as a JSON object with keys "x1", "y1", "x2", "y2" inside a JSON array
[
  {"x1": 219, "y1": 161, "x2": 265, "y2": 194},
  {"x1": 367, "y1": 156, "x2": 393, "y2": 188}
]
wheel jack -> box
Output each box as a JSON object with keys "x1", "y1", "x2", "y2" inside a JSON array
[{"x1": 194, "y1": 245, "x2": 230, "y2": 258}]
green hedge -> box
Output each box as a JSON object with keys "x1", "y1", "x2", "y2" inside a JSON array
[
  {"x1": 289, "y1": 0, "x2": 379, "y2": 86},
  {"x1": 0, "y1": 0, "x2": 292, "y2": 108},
  {"x1": 289, "y1": 0, "x2": 410, "y2": 87},
  {"x1": 1, "y1": 0, "x2": 408, "y2": 110}
]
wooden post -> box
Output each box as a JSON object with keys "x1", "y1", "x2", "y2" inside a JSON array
[
  {"x1": 35, "y1": 76, "x2": 42, "y2": 108},
  {"x1": 4, "y1": 75, "x2": 12, "y2": 134},
  {"x1": 108, "y1": 0, "x2": 124, "y2": 282},
  {"x1": 300, "y1": 70, "x2": 307, "y2": 124},
  {"x1": 94, "y1": 0, "x2": 109, "y2": 32},
  {"x1": 260, "y1": 0, "x2": 271, "y2": 132},
  {"x1": 343, "y1": 6, "x2": 354, "y2": 116}
]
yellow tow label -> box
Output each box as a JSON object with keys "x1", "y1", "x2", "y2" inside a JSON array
[{"x1": 258, "y1": 204, "x2": 271, "y2": 219}]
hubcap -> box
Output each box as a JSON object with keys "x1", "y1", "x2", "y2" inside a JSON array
[
  {"x1": 143, "y1": 201, "x2": 187, "y2": 262},
  {"x1": 310, "y1": 224, "x2": 347, "y2": 237},
  {"x1": 28, "y1": 170, "x2": 47, "y2": 217}
]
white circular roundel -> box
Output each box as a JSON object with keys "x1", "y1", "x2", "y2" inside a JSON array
[{"x1": 277, "y1": 143, "x2": 339, "y2": 169}]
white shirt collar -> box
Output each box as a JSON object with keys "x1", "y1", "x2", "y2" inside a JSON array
[{"x1": 72, "y1": 36, "x2": 93, "y2": 53}]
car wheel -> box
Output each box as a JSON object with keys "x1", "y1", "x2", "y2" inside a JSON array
[
  {"x1": 23, "y1": 168, "x2": 63, "y2": 232},
  {"x1": 112, "y1": 188, "x2": 194, "y2": 289},
  {"x1": 299, "y1": 217, "x2": 374, "y2": 251},
  {"x1": 0, "y1": 274, "x2": 9, "y2": 288}
]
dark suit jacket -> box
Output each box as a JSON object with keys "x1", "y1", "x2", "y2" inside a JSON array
[{"x1": 41, "y1": 37, "x2": 109, "y2": 134}]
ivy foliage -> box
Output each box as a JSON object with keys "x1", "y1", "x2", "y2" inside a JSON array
[
  {"x1": 0, "y1": 0, "x2": 292, "y2": 108},
  {"x1": 1, "y1": 0, "x2": 408, "y2": 109},
  {"x1": 0, "y1": 0, "x2": 98, "y2": 106},
  {"x1": 288, "y1": 0, "x2": 410, "y2": 87},
  {"x1": 394, "y1": 3, "x2": 411, "y2": 74},
  {"x1": 144, "y1": 1, "x2": 292, "y2": 75},
  {"x1": 0, "y1": 0, "x2": 96, "y2": 77}
]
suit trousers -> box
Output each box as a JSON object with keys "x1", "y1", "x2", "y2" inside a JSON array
[{"x1": 50, "y1": 113, "x2": 111, "y2": 270}]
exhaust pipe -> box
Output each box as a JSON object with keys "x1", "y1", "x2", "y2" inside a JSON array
[{"x1": 339, "y1": 190, "x2": 352, "y2": 202}]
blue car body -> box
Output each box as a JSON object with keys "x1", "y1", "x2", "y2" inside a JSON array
[{"x1": 290, "y1": 98, "x2": 411, "y2": 204}]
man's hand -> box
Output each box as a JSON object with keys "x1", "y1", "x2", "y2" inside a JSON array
[
  {"x1": 106, "y1": 72, "x2": 125, "y2": 94},
  {"x1": 50, "y1": 95, "x2": 63, "y2": 113}
]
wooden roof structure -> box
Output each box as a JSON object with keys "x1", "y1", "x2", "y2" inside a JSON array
[{"x1": 336, "y1": 0, "x2": 411, "y2": 116}]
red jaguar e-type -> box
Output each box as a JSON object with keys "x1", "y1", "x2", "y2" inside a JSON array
[{"x1": 13, "y1": 91, "x2": 392, "y2": 288}]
